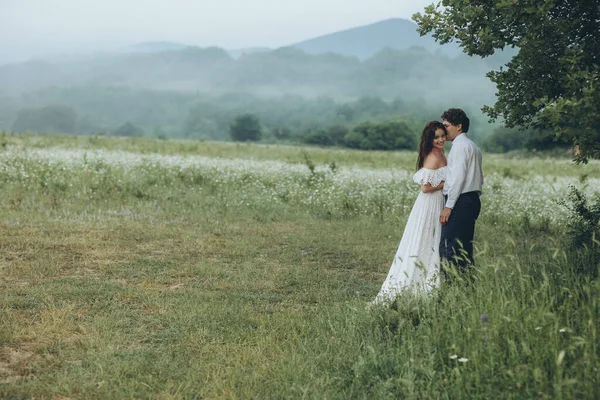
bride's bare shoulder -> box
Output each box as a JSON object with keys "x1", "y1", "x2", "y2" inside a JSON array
[{"x1": 422, "y1": 151, "x2": 447, "y2": 170}]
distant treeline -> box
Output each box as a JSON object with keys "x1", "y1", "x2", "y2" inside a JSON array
[
  {"x1": 5, "y1": 88, "x2": 568, "y2": 154},
  {"x1": 0, "y1": 45, "x2": 566, "y2": 153},
  {"x1": 4, "y1": 86, "x2": 492, "y2": 144}
]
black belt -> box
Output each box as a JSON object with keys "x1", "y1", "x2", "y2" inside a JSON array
[{"x1": 444, "y1": 191, "x2": 481, "y2": 201}]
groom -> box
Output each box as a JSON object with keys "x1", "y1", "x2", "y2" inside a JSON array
[{"x1": 439, "y1": 108, "x2": 483, "y2": 279}]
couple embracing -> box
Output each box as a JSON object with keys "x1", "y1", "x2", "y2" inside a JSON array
[{"x1": 373, "y1": 108, "x2": 483, "y2": 303}]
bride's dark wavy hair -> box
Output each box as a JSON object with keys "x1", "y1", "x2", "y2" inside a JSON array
[{"x1": 416, "y1": 121, "x2": 446, "y2": 171}]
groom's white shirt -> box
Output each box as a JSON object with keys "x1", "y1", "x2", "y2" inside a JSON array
[{"x1": 443, "y1": 133, "x2": 483, "y2": 209}]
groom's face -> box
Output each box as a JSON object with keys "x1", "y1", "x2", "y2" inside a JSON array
[{"x1": 442, "y1": 120, "x2": 462, "y2": 141}]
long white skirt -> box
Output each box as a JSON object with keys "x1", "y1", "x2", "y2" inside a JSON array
[{"x1": 373, "y1": 190, "x2": 444, "y2": 303}]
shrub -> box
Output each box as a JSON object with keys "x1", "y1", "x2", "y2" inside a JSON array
[
  {"x1": 343, "y1": 120, "x2": 416, "y2": 151},
  {"x1": 559, "y1": 185, "x2": 600, "y2": 277},
  {"x1": 229, "y1": 113, "x2": 262, "y2": 142},
  {"x1": 303, "y1": 130, "x2": 334, "y2": 146},
  {"x1": 484, "y1": 126, "x2": 529, "y2": 153},
  {"x1": 326, "y1": 125, "x2": 349, "y2": 146}
]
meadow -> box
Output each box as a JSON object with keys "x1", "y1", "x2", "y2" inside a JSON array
[{"x1": 1, "y1": 132, "x2": 599, "y2": 399}]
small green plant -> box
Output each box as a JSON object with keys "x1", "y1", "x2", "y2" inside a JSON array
[
  {"x1": 560, "y1": 185, "x2": 600, "y2": 248},
  {"x1": 328, "y1": 160, "x2": 337, "y2": 173},
  {"x1": 0, "y1": 131, "x2": 8, "y2": 150},
  {"x1": 302, "y1": 151, "x2": 315, "y2": 174},
  {"x1": 559, "y1": 185, "x2": 600, "y2": 276}
]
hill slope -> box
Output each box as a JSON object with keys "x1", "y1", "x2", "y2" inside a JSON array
[{"x1": 291, "y1": 18, "x2": 461, "y2": 59}]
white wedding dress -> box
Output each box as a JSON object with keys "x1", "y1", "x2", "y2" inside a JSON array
[{"x1": 373, "y1": 167, "x2": 447, "y2": 303}]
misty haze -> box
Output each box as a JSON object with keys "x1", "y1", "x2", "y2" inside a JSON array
[{"x1": 1, "y1": 11, "x2": 515, "y2": 147}]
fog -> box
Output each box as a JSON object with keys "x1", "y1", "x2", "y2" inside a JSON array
[
  {"x1": 1, "y1": 0, "x2": 435, "y2": 63},
  {"x1": 0, "y1": 1, "x2": 510, "y2": 145}
]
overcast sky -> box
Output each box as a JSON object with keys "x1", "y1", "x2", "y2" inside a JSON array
[{"x1": 1, "y1": 0, "x2": 434, "y2": 61}]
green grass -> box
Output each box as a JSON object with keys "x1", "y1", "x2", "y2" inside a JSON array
[
  {"x1": 4, "y1": 131, "x2": 600, "y2": 176},
  {"x1": 0, "y1": 133, "x2": 598, "y2": 399}
]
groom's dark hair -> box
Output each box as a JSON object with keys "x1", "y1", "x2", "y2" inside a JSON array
[{"x1": 441, "y1": 108, "x2": 470, "y2": 133}]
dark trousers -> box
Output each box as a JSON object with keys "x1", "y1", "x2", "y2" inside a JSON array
[{"x1": 440, "y1": 192, "x2": 481, "y2": 278}]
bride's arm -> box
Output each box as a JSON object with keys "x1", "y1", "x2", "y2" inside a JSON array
[
  {"x1": 420, "y1": 152, "x2": 446, "y2": 193},
  {"x1": 422, "y1": 181, "x2": 444, "y2": 193}
]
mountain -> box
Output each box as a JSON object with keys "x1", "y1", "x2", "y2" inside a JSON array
[
  {"x1": 0, "y1": 17, "x2": 507, "y2": 102},
  {"x1": 122, "y1": 41, "x2": 190, "y2": 53},
  {"x1": 291, "y1": 18, "x2": 462, "y2": 60},
  {"x1": 227, "y1": 47, "x2": 271, "y2": 59}
]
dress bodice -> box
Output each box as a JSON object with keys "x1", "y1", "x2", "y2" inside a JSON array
[{"x1": 413, "y1": 166, "x2": 447, "y2": 187}]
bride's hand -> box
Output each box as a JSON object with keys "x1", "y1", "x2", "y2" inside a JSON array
[
  {"x1": 422, "y1": 181, "x2": 444, "y2": 193},
  {"x1": 440, "y1": 207, "x2": 452, "y2": 224}
]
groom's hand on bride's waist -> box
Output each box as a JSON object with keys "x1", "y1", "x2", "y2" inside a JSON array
[{"x1": 440, "y1": 207, "x2": 452, "y2": 225}]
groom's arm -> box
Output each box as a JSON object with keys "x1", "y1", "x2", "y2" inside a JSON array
[
  {"x1": 441, "y1": 144, "x2": 470, "y2": 224},
  {"x1": 445, "y1": 145, "x2": 469, "y2": 209}
]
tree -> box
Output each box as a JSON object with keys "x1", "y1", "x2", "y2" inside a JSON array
[
  {"x1": 229, "y1": 113, "x2": 262, "y2": 142},
  {"x1": 326, "y1": 125, "x2": 349, "y2": 146},
  {"x1": 413, "y1": 0, "x2": 600, "y2": 163},
  {"x1": 303, "y1": 129, "x2": 334, "y2": 146},
  {"x1": 343, "y1": 120, "x2": 416, "y2": 151},
  {"x1": 485, "y1": 126, "x2": 532, "y2": 153},
  {"x1": 12, "y1": 105, "x2": 77, "y2": 134}
]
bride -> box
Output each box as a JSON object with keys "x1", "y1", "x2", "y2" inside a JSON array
[{"x1": 372, "y1": 121, "x2": 447, "y2": 303}]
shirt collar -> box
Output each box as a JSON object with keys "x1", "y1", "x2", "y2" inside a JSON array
[{"x1": 452, "y1": 133, "x2": 468, "y2": 145}]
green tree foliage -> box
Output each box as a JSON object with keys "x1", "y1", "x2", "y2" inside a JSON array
[
  {"x1": 182, "y1": 100, "x2": 224, "y2": 139},
  {"x1": 303, "y1": 130, "x2": 334, "y2": 146},
  {"x1": 484, "y1": 126, "x2": 573, "y2": 153},
  {"x1": 413, "y1": 0, "x2": 600, "y2": 163},
  {"x1": 181, "y1": 93, "x2": 438, "y2": 143},
  {"x1": 326, "y1": 125, "x2": 349, "y2": 146},
  {"x1": 559, "y1": 185, "x2": 600, "y2": 277},
  {"x1": 343, "y1": 120, "x2": 416, "y2": 151},
  {"x1": 484, "y1": 127, "x2": 530, "y2": 153},
  {"x1": 229, "y1": 114, "x2": 262, "y2": 142},
  {"x1": 12, "y1": 105, "x2": 77, "y2": 134},
  {"x1": 526, "y1": 129, "x2": 573, "y2": 152}
]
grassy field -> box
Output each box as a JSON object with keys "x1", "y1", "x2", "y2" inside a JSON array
[{"x1": 1, "y1": 133, "x2": 599, "y2": 399}]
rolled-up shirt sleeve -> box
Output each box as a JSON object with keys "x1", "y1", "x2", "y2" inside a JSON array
[{"x1": 445, "y1": 143, "x2": 469, "y2": 209}]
